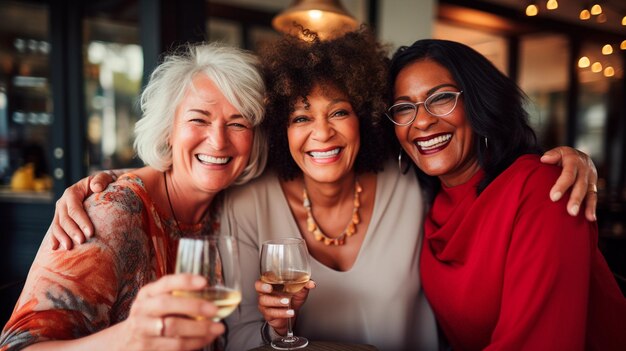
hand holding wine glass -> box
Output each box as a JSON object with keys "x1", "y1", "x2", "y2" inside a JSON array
[
  {"x1": 174, "y1": 235, "x2": 242, "y2": 321},
  {"x1": 260, "y1": 238, "x2": 312, "y2": 350},
  {"x1": 174, "y1": 234, "x2": 242, "y2": 350}
]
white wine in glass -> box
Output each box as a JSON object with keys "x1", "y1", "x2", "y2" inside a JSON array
[
  {"x1": 173, "y1": 235, "x2": 242, "y2": 322},
  {"x1": 260, "y1": 238, "x2": 311, "y2": 350}
]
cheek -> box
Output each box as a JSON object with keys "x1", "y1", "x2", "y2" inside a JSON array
[
  {"x1": 394, "y1": 126, "x2": 411, "y2": 148},
  {"x1": 233, "y1": 132, "x2": 254, "y2": 156},
  {"x1": 287, "y1": 128, "x2": 303, "y2": 159},
  {"x1": 171, "y1": 126, "x2": 197, "y2": 146}
]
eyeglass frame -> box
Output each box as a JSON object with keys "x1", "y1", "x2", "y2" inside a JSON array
[{"x1": 385, "y1": 91, "x2": 464, "y2": 126}]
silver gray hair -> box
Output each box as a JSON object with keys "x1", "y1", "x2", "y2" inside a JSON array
[{"x1": 134, "y1": 42, "x2": 267, "y2": 185}]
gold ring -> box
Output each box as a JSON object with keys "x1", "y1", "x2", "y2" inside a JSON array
[
  {"x1": 156, "y1": 317, "x2": 165, "y2": 337},
  {"x1": 588, "y1": 184, "x2": 598, "y2": 194}
]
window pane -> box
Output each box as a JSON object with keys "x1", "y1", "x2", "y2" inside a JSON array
[
  {"x1": 0, "y1": 1, "x2": 53, "y2": 202},
  {"x1": 84, "y1": 3, "x2": 143, "y2": 173},
  {"x1": 518, "y1": 34, "x2": 569, "y2": 150},
  {"x1": 576, "y1": 41, "x2": 623, "y2": 168}
]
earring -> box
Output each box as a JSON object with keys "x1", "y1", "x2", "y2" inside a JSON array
[
  {"x1": 398, "y1": 150, "x2": 410, "y2": 174},
  {"x1": 484, "y1": 137, "x2": 488, "y2": 149}
]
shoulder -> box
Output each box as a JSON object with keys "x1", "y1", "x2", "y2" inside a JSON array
[
  {"x1": 85, "y1": 174, "x2": 147, "y2": 216},
  {"x1": 377, "y1": 160, "x2": 421, "y2": 195},
  {"x1": 486, "y1": 155, "x2": 566, "y2": 212},
  {"x1": 224, "y1": 171, "x2": 280, "y2": 204},
  {"x1": 83, "y1": 174, "x2": 153, "y2": 249},
  {"x1": 503, "y1": 155, "x2": 561, "y2": 193}
]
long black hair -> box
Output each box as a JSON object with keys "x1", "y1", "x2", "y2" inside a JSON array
[{"x1": 389, "y1": 39, "x2": 542, "y2": 199}]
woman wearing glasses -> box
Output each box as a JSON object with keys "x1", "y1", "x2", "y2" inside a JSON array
[
  {"x1": 46, "y1": 30, "x2": 599, "y2": 350},
  {"x1": 388, "y1": 39, "x2": 626, "y2": 350}
]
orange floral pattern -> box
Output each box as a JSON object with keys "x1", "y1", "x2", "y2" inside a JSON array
[{"x1": 0, "y1": 174, "x2": 213, "y2": 350}]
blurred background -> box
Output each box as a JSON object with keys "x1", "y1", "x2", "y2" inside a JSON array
[{"x1": 0, "y1": 0, "x2": 624, "y2": 325}]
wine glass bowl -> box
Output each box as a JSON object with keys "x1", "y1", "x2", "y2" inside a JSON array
[
  {"x1": 260, "y1": 238, "x2": 311, "y2": 350},
  {"x1": 174, "y1": 235, "x2": 242, "y2": 321}
]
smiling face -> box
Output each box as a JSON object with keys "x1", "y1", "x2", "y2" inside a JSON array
[
  {"x1": 393, "y1": 59, "x2": 479, "y2": 187},
  {"x1": 287, "y1": 84, "x2": 360, "y2": 184},
  {"x1": 169, "y1": 73, "x2": 253, "y2": 195}
]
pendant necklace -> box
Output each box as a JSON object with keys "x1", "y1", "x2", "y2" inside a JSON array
[
  {"x1": 163, "y1": 171, "x2": 183, "y2": 236},
  {"x1": 302, "y1": 179, "x2": 362, "y2": 246}
]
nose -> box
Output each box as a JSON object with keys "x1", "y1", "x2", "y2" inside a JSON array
[
  {"x1": 311, "y1": 118, "x2": 335, "y2": 141},
  {"x1": 411, "y1": 103, "x2": 438, "y2": 130},
  {"x1": 207, "y1": 124, "x2": 229, "y2": 150}
]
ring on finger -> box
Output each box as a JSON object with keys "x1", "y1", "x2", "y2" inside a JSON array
[
  {"x1": 155, "y1": 317, "x2": 165, "y2": 337},
  {"x1": 588, "y1": 184, "x2": 598, "y2": 194}
]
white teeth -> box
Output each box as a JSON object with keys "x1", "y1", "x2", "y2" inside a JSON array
[
  {"x1": 416, "y1": 134, "x2": 451, "y2": 149},
  {"x1": 309, "y1": 148, "x2": 341, "y2": 158},
  {"x1": 196, "y1": 154, "x2": 230, "y2": 164}
]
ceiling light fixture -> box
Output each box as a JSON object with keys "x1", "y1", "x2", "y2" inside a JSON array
[
  {"x1": 590, "y1": 4, "x2": 602, "y2": 16},
  {"x1": 525, "y1": 2, "x2": 539, "y2": 16},
  {"x1": 272, "y1": 0, "x2": 359, "y2": 40},
  {"x1": 591, "y1": 62, "x2": 603, "y2": 73},
  {"x1": 546, "y1": 0, "x2": 558, "y2": 10},
  {"x1": 578, "y1": 56, "x2": 591, "y2": 68},
  {"x1": 580, "y1": 8, "x2": 591, "y2": 20}
]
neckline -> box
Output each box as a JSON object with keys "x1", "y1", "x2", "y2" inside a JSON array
[{"x1": 274, "y1": 170, "x2": 383, "y2": 273}]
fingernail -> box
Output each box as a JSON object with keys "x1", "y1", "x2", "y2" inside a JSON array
[
  {"x1": 280, "y1": 298, "x2": 290, "y2": 305},
  {"x1": 262, "y1": 284, "x2": 272, "y2": 292},
  {"x1": 61, "y1": 242, "x2": 67, "y2": 250},
  {"x1": 550, "y1": 191, "x2": 562, "y2": 202},
  {"x1": 591, "y1": 213, "x2": 597, "y2": 221},
  {"x1": 569, "y1": 204, "x2": 580, "y2": 216},
  {"x1": 286, "y1": 309, "x2": 294, "y2": 316},
  {"x1": 83, "y1": 227, "x2": 92, "y2": 237}
]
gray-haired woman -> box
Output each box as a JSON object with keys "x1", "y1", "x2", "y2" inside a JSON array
[{"x1": 0, "y1": 42, "x2": 267, "y2": 351}]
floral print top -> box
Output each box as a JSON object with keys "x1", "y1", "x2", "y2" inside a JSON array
[{"x1": 0, "y1": 173, "x2": 215, "y2": 350}]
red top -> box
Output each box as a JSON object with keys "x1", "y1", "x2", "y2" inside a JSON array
[{"x1": 420, "y1": 155, "x2": 626, "y2": 350}]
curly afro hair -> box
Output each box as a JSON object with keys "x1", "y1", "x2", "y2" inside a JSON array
[{"x1": 259, "y1": 27, "x2": 393, "y2": 180}]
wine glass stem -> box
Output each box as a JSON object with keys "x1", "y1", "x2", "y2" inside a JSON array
[{"x1": 286, "y1": 301, "x2": 294, "y2": 338}]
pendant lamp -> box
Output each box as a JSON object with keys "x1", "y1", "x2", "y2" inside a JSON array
[{"x1": 272, "y1": 0, "x2": 359, "y2": 40}]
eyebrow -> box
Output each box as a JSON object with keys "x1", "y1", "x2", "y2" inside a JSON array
[
  {"x1": 427, "y1": 84, "x2": 457, "y2": 95},
  {"x1": 292, "y1": 98, "x2": 349, "y2": 111},
  {"x1": 188, "y1": 109, "x2": 209, "y2": 115},
  {"x1": 394, "y1": 83, "x2": 459, "y2": 102},
  {"x1": 187, "y1": 109, "x2": 244, "y2": 120}
]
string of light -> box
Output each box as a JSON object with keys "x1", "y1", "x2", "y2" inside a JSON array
[{"x1": 524, "y1": 1, "x2": 625, "y2": 78}]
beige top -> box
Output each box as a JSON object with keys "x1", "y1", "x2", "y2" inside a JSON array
[{"x1": 224, "y1": 163, "x2": 438, "y2": 351}]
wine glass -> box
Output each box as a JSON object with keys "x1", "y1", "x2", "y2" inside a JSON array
[
  {"x1": 260, "y1": 238, "x2": 311, "y2": 350},
  {"x1": 174, "y1": 235, "x2": 242, "y2": 321}
]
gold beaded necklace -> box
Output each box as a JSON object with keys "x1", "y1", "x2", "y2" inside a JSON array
[{"x1": 302, "y1": 179, "x2": 362, "y2": 246}]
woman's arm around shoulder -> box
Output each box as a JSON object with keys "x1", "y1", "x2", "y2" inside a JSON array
[{"x1": 1, "y1": 182, "x2": 149, "y2": 350}]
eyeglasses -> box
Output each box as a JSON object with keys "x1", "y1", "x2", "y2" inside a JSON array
[{"x1": 386, "y1": 91, "x2": 463, "y2": 126}]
